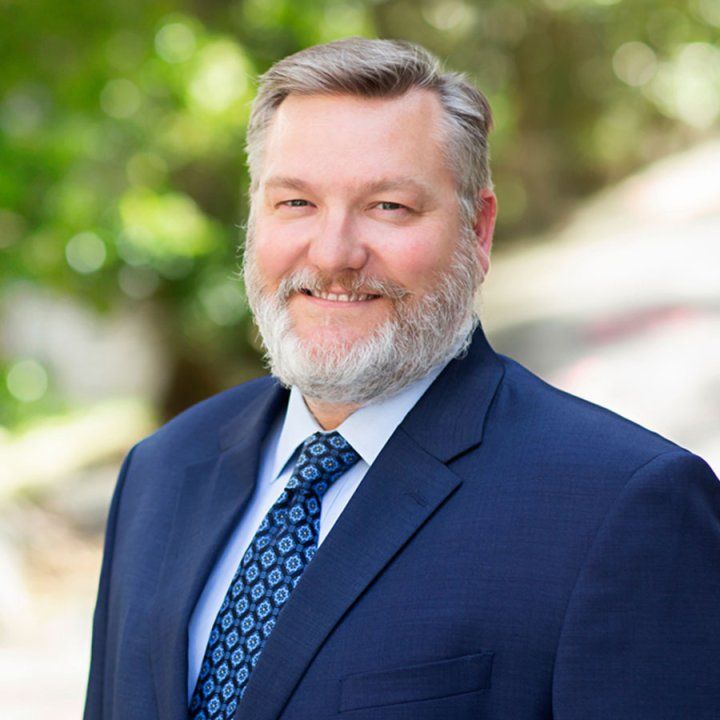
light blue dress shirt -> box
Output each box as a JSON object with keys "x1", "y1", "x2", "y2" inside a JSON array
[{"x1": 187, "y1": 365, "x2": 445, "y2": 698}]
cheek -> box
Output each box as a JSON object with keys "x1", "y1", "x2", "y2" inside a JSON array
[
  {"x1": 251, "y1": 220, "x2": 306, "y2": 286},
  {"x1": 373, "y1": 228, "x2": 457, "y2": 290}
]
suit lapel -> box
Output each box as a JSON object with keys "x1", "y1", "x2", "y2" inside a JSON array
[
  {"x1": 151, "y1": 381, "x2": 288, "y2": 720},
  {"x1": 237, "y1": 326, "x2": 505, "y2": 720},
  {"x1": 236, "y1": 430, "x2": 463, "y2": 720}
]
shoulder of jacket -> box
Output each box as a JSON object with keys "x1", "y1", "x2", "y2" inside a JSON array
[{"x1": 134, "y1": 375, "x2": 278, "y2": 460}]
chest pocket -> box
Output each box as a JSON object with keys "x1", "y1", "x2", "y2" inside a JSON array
[{"x1": 339, "y1": 651, "x2": 493, "y2": 713}]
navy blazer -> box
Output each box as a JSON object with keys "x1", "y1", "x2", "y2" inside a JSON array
[{"x1": 84, "y1": 327, "x2": 720, "y2": 719}]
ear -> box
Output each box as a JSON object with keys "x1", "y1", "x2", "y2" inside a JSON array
[{"x1": 473, "y1": 188, "x2": 497, "y2": 278}]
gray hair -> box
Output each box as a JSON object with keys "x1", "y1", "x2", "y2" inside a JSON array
[{"x1": 245, "y1": 37, "x2": 493, "y2": 225}]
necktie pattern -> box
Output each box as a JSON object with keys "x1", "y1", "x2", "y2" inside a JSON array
[{"x1": 189, "y1": 431, "x2": 360, "y2": 719}]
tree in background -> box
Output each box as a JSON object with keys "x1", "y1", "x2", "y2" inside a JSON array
[{"x1": 1, "y1": 0, "x2": 718, "y2": 428}]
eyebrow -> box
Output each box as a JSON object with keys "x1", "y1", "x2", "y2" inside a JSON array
[{"x1": 263, "y1": 175, "x2": 433, "y2": 198}]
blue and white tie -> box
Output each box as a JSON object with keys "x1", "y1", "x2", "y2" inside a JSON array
[{"x1": 189, "y1": 431, "x2": 360, "y2": 719}]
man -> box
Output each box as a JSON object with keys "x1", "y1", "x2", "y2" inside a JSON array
[{"x1": 84, "y1": 38, "x2": 720, "y2": 720}]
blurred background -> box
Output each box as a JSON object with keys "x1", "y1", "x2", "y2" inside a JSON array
[{"x1": 1, "y1": 0, "x2": 718, "y2": 716}]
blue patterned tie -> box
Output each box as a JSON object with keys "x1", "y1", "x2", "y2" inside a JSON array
[{"x1": 189, "y1": 431, "x2": 360, "y2": 719}]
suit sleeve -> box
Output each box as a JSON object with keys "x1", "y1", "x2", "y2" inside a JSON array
[
  {"x1": 83, "y1": 444, "x2": 137, "y2": 720},
  {"x1": 552, "y1": 450, "x2": 720, "y2": 719}
]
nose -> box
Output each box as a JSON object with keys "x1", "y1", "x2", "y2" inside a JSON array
[{"x1": 306, "y1": 209, "x2": 368, "y2": 276}]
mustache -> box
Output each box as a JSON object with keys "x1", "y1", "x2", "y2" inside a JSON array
[{"x1": 276, "y1": 269, "x2": 409, "y2": 301}]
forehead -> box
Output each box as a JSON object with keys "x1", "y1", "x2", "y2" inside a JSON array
[{"x1": 259, "y1": 89, "x2": 455, "y2": 192}]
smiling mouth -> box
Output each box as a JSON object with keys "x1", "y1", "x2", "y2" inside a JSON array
[{"x1": 300, "y1": 289, "x2": 381, "y2": 302}]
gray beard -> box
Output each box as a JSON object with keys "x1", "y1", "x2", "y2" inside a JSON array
[{"x1": 243, "y1": 230, "x2": 482, "y2": 406}]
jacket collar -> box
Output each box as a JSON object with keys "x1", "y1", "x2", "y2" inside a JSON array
[
  {"x1": 151, "y1": 379, "x2": 288, "y2": 720},
  {"x1": 400, "y1": 324, "x2": 505, "y2": 461}
]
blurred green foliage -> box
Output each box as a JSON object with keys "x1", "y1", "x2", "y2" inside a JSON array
[{"x1": 1, "y1": 0, "x2": 718, "y2": 428}]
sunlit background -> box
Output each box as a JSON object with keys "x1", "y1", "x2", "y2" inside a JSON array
[{"x1": 1, "y1": 1, "x2": 719, "y2": 717}]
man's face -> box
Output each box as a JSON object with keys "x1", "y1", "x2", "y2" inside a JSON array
[{"x1": 244, "y1": 89, "x2": 494, "y2": 404}]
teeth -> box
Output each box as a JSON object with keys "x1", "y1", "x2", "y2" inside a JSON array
[{"x1": 309, "y1": 290, "x2": 376, "y2": 302}]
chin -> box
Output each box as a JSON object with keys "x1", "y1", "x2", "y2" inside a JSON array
[{"x1": 295, "y1": 325, "x2": 376, "y2": 354}]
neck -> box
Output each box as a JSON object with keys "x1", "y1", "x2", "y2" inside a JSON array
[{"x1": 304, "y1": 397, "x2": 362, "y2": 430}]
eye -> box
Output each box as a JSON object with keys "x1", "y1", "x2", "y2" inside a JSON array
[
  {"x1": 280, "y1": 199, "x2": 311, "y2": 208},
  {"x1": 376, "y1": 201, "x2": 407, "y2": 211}
]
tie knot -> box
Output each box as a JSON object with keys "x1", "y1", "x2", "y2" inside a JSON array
[{"x1": 293, "y1": 431, "x2": 361, "y2": 500}]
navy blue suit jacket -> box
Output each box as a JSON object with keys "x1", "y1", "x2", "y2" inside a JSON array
[{"x1": 84, "y1": 328, "x2": 720, "y2": 719}]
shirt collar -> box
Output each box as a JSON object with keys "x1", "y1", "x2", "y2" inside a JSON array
[{"x1": 268, "y1": 363, "x2": 446, "y2": 483}]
